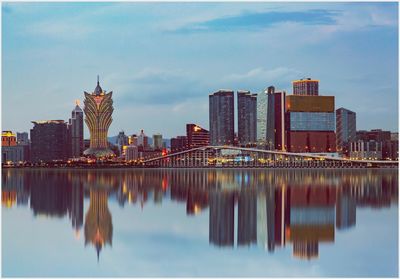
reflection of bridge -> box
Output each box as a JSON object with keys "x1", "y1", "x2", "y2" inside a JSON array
[{"x1": 143, "y1": 146, "x2": 398, "y2": 168}]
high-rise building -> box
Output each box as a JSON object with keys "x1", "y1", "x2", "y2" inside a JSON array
[
  {"x1": 137, "y1": 130, "x2": 148, "y2": 149},
  {"x1": 83, "y1": 76, "x2": 114, "y2": 158},
  {"x1": 186, "y1": 124, "x2": 209, "y2": 148},
  {"x1": 125, "y1": 145, "x2": 139, "y2": 161},
  {"x1": 354, "y1": 129, "x2": 396, "y2": 160},
  {"x1": 129, "y1": 134, "x2": 138, "y2": 146},
  {"x1": 153, "y1": 134, "x2": 163, "y2": 150},
  {"x1": 256, "y1": 87, "x2": 269, "y2": 148},
  {"x1": 336, "y1": 108, "x2": 356, "y2": 156},
  {"x1": 30, "y1": 120, "x2": 69, "y2": 162},
  {"x1": 237, "y1": 91, "x2": 257, "y2": 146},
  {"x1": 116, "y1": 131, "x2": 129, "y2": 155},
  {"x1": 292, "y1": 78, "x2": 319, "y2": 96},
  {"x1": 209, "y1": 90, "x2": 234, "y2": 146},
  {"x1": 285, "y1": 94, "x2": 336, "y2": 153},
  {"x1": 69, "y1": 101, "x2": 84, "y2": 158},
  {"x1": 16, "y1": 132, "x2": 29, "y2": 145},
  {"x1": 265, "y1": 88, "x2": 286, "y2": 151}
]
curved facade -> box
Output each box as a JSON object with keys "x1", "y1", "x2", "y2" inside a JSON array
[{"x1": 83, "y1": 77, "x2": 114, "y2": 158}]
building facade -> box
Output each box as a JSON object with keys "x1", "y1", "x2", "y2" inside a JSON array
[
  {"x1": 153, "y1": 134, "x2": 163, "y2": 150},
  {"x1": 350, "y1": 140, "x2": 382, "y2": 160},
  {"x1": 209, "y1": 90, "x2": 235, "y2": 146},
  {"x1": 256, "y1": 87, "x2": 269, "y2": 148},
  {"x1": 186, "y1": 124, "x2": 209, "y2": 148},
  {"x1": 171, "y1": 136, "x2": 187, "y2": 153},
  {"x1": 285, "y1": 94, "x2": 336, "y2": 153},
  {"x1": 292, "y1": 78, "x2": 319, "y2": 96},
  {"x1": 83, "y1": 76, "x2": 114, "y2": 158},
  {"x1": 125, "y1": 145, "x2": 139, "y2": 161},
  {"x1": 30, "y1": 120, "x2": 69, "y2": 162},
  {"x1": 237, "y1": 91, "x2": 257, "y2": 146},
  {"x1": 2, "y1": 131, "x2": 17, "y2": 146},
  {"x1": 69, "y1": 102, "x2": 84, "y2": 158},
  {"x1": 336, "y1": 108, "x2": 356, "y2": 156},
  {"x1": 266, "y1": 90, "x2": 286, "y2": 151}
]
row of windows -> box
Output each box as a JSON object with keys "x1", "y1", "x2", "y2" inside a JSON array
[{"x1": 289, "y1": 112, "x2": 335, "y2": 131}]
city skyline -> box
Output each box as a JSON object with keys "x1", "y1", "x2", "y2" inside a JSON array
[{"x1": 2, "y1": 2, "x2": 398, "y2": 138}]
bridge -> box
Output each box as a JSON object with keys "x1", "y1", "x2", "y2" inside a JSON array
[{"x1": 141, "y1": 146, "x2": 399, "y2": 168}]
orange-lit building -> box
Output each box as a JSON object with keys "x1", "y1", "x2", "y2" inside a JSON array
[
  {"x1": 285, "y1": 86, "x2": 336, "y2": 153},
  {"x1": 2, "y1": 131, "x2": 17, "y2": 147},
  {"x1": 186, "y1": 124, "x2": 209, "y2": 148}
]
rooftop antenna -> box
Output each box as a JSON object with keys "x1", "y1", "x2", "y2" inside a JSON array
[{"x1": 97, "y1": 75, "x2": 100, "y2": 85}]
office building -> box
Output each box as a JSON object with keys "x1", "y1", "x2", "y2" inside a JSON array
[
  {"x1": 83, "y1": 76, "x2": 114, "y2": 158},
  {"x1": 129, "y1": 134, "x2": 138, "y2": 146},
  {"x1": 171, "y1": 136, "x2": 187, "y2": 153},
  {"x1": 257, "y1": 88, "x2": 269, "y2": 148},
  {"x1": 16, "y1": 132, "x2": 29, "y2": 145},
  {"x1": 125, "y1": 145, "x2": 139, "y2": 161},
  {"x1": 2, "y1": 145, "x2": 25, "y2": 163},
  {"x1": 69, "y1": 101, "x2": 84, "y2": 158},
  {"x1": 186, "y1": 124, "x2": 209, "y2": 148},
  {"x1": 30, "y1": 120, "x2": 69, "y2": 162},
  {"x1": 116, "y1": 131, "x2": 129, "y2": 154},
  {"x1": 153, "y1": 134, "x2": 163, "y2": 150},
  {"x1": 237, "y1": 91, "x2": 257, "y2": 146},
  {"x1": 336, "y1": 108, "x2": 356, "y2": 156},
  {"x1": 285, "y1": 94, "x2": 336, "y2": 153},
  {"x1": 209, "y1": 90, "x2": 234, "y2": 146},
  {"x1": 265, "y1": 88, "x2": 286, "y2": 151},
  {"x1": 292, "y1": 78, "x2": 319, "y2": 96}
]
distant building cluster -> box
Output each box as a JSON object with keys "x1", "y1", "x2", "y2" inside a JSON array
[{"x1": 1, "y1": 76, "x2": 398, "y2": 164}]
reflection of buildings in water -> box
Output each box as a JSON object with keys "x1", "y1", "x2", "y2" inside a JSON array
[
  {"x1": 336, "y1": 192, "x2": 356, "y2": 230},
  {"x1": 238, "y1": 189, "x2": 257, "y2": 246},
  {"x1": 70, "y1": 181, "x2": 84, "y2": 231},
  {"x1": 84, "y1": 188, "x2": 113, "y2": 260},
  {"x1": 209, "y1": 190, "x2": 235, "y2": 247},
  {"x1": 2, "y1": 190, "x2": 17, "y2": 208},
  {"x1": 293, "y1": 241, "x2": 318, "y2": 260},
  {"x1": 287, "y1": 186, "x2": 336, "y2": 260}
]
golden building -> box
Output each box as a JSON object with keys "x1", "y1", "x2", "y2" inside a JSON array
[{"x1": 83, "y1": 76, "x2": 115, "y2": 158}]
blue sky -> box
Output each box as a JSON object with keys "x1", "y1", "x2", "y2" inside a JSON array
[{"x1": 2, "y1": 2, "x2": 398, "y2": 138}]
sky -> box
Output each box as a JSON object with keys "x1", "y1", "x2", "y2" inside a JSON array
[{"x1": 2, "y1": 2, "x2": 399, "y2": 138}]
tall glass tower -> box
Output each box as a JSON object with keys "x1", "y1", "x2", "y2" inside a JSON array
[{"x1": 83, "y1": 76, "x2": 115, "y2": 158}]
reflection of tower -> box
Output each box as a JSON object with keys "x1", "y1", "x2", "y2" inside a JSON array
[
  {"x1": 83, "y1": 76, "x2": 115, "y2": 158},
  {"x1": 336, "y1": 191, "x2": 356, "y2": 230},
  {"x1": 209, "y1": 191, "x2": 234, "y2": 247},
  {"x1": 70, "y1": 181, "x2": 84, "y2": 231},
  {"x1": 293, "y1": 241, "x2": 318, "y2": 260},
  {"x1": 84, "y1": 188, "x2": 113, "y2": 261},
  {"x1": 238, "y1": 189, "x2": 257, "y2": 245}
]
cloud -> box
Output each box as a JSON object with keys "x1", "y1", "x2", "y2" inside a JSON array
[
  {"x1": 173, "y1": 9, "x2": 340, "y2": 33},
  {"x1": 222, "y1": 67, "x2": 302, "y2": 92}
]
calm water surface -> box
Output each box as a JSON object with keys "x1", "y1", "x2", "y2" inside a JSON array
[{"x1": 2, "y1": 168, "x2": 398, "y2": 277}]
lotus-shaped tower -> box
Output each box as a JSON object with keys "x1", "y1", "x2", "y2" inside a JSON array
[{"x1": 83, "y1": 76, "x2": 115, "y2": 158}]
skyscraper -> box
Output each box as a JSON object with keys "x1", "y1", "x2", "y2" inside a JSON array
[
  {"x1": 69, "y1": 101, "x2": 84, "y2": 158},
  {"x1": 153, "y1": 134, "x2": 163, "y2": 150},
  {"x1": 292, "y1": 78, "x2": 319, "y2": 96},
  {"x1": 30, "y1": 120, "x2": 69, "y2": 162},
  {"x1": 256, "y1": 88, "x2": 268, "y2": 148},
  {"x1": 237, "y1": 91, "x2": 257, "y2": 146},
  {"x1": 336, "y1": 108, "x2": 356, "y2": 156},
  {"x1": 186, "y1": 124, "x2": 209, "y2": 148},
  {"x1": 274, "y1": 91, "x2": 286, "y2": 151},
  {"x1": 285, "y1": 94, "x2": 336, "y2": 153},
  {"x1": 209, "y1": 90, "x2": 234, "y2": 146},
  {"x1": 83, "y1": 76, "x2": 114, "y2": 158}
]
